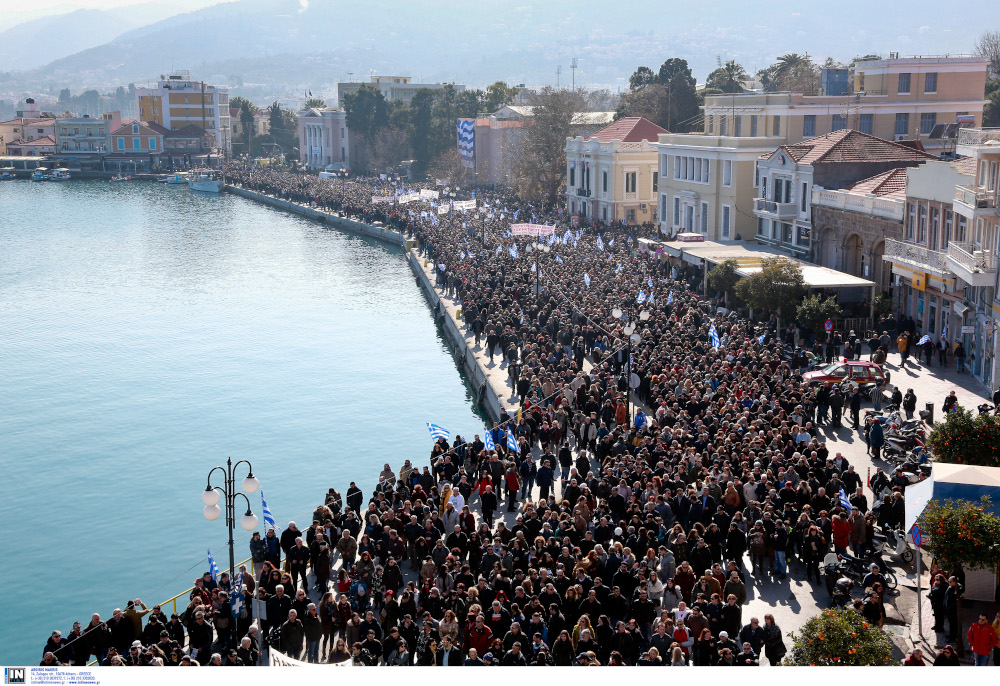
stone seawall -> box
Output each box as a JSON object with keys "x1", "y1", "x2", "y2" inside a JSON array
[{"x1": 224, "y1": 184, "x2": 508, "y2": 424}]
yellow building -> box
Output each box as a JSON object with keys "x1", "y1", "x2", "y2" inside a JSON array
[{"x1": 136, "y1": 71, "x2": 230, "y2": 152}]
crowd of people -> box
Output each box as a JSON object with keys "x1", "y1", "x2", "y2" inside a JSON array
[{"x1": 42, "y1": 167, "x2": 995, "y2": 667}]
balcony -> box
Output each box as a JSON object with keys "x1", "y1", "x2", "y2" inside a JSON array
[
  {"x1": 953, "y1": 184, "x2": 999, "y2": 220},
  {"x1": 576, "y1": 187, "x2": 591, "y2": 197},
  {"x1": 812, "y1": 187, "x2": 905, "y2": 221},
  {"x1": 946, "y1": 241, "x2": 998, "y2": 287},
  {"x1": 883, "y1": 237, "x2": 951, "y2": 278},
  {"x1": 956, "y1": 128, "x2": 1000, "y2": 157},
  {"x1": 754, "y1": 197, "x2": 797, "y2": 219},
  {"x1": 624, "y1": 191, "x2": 637, "y2": 201}
]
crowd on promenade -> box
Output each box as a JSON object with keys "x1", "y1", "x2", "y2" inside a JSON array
[{"x1": 41, "y1": 168, "x2": 998, "y2": 668}]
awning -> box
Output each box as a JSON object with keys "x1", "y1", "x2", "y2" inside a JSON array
[{"x1": 904, "y1": 463, "x2": 1000, "y2": 532}]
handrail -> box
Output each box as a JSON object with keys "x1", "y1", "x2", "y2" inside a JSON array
[{"x1": 86, "y1": 554, "x2": 254, "y2": 665}]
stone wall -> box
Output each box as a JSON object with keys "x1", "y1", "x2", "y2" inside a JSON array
[{"x1": 811, "y1": 204, "x2": 902, "y2": 289}]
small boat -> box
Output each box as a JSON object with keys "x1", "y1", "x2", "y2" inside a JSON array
[
  {"x1": 50, "y1": 168, "x2": 72, "y2": 181},
  {"x1": 31, "y1": 168, "x2": 50, "y2": 181},
  {"x1": 159, "y1": 172, "x2": 189, "y2": 185},
  {"x1": 0, "y1": 167, "x2": 14, "y2": 180},
  {"x1": 188, "y1": 170, "x2": 222, "y2": 193},
  {"x1": 110, "y1": 174, "x2": 132, "y2": 182}
]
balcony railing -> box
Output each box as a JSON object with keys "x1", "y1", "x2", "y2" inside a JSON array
[
  {"x1": 957, "y1": 128, "x2": 1000, "y2": 147},
  {"x1": 624, "y1": 191, "x2": 637, "y2": 201},
  {"x1": 576, "y1": 187, "x2": 591, "y2": 197},
  {"x1": 883, "y1": 237, "x2": 950, "y2": 275},
  {"x1": 754, "y1": 198, "x2": 797, "y2": 218},
  {"x1": 812, "y1": 188, "x2": 905, "y2": 221},
  {"x1": 947, "y1": 241, "x2": 998, "y2": 274},
  {"x1": 954, "y1": 185, "x2": 998, "y2": 209}
]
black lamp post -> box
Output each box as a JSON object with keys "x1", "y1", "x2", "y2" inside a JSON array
[
  {"x1": 612, "y1": 306, "x2": 650, "y2": 423},
  {"x1": 202, "y1": 457, "x2": 259, "y2": 579}
]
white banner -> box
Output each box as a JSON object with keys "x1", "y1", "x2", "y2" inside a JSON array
[
  {"x1": 435, "y1": 178, "x2": 449, "y2": 186},
  {"x1": 269, "y1": 647, "x2": 352, "y2": 667},
  {"x1": 453, "y1": 199, "x2": 476, "y2": 211},
  {"x1": 437, "y1": 204, "x2": 450, "y2": 215},
  {"x1": 419, "y1": 189, "x2": 440, "y2": 200},
  {"x1": 511, "y1": 223, "x2": 555, "y2": 236},
  {"x1": 398, "y1": 192, "x2": 421, "y2": 204},
  {"x1": 371, "y1": 195, "x2": 393, "y2": 203}
]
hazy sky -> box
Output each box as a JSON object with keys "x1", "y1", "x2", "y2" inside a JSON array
[{"x1": 5, "y1": 0, "x2": 233, "y2": 27}]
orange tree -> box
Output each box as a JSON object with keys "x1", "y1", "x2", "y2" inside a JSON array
[
  {"x1": 916, "y1": 497, "x2": 1000, "y2": 571},
  {"x1": 784, "y1": 607, "x2": 892, "y2": 665},
  {"x1": 926, "y1": 407, "x2": 1000, "y2": 467}
]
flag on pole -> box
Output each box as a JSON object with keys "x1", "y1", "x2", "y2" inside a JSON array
[
  {"x1": 519, "y1": 308, "x2": 525, "y2": 325},
  {"x1": 531, "y1": 262, "x2": 537, "y2": 273},
  {"x1": 207, "y1": 549, "x2": 220, "y2": 582},
  {"x1": 758, "y1": 333, "x2": 767, "y2": 344},
  {"x1": 637, "y1": 290, "x2": 647, "y2": 304},
  {"x1": 483, "y1": 430, "x2": 495, "y2": 451},
  {"x1": 426, "y1": 422, "x2": 451, "y2": 441},
  {"x1": 648, "y1": 291, "x2": 655, "y2": 305},
  {"x1": 506, "y1": 428, "x2": 519, "y2": 453},
  {"x1": 616, "y1": 264, "x2": 622, "y2": 274},
  {"x1": 261, "y1": 491, "x2": 276, "y2": 532},
  {"x1": 597, "y1": 236, "x2": 604, "y2": 251},
  {"x1": 583, "y1": 272, "x2": 591, "y2": 287},
  {"x1": 230, "y1": 567, "x2": 245, "y2": 617},
  {"x1": 667, "y1": 291, "x2": 674, "y2": 305},
  {"x1": 556, "y1": 255, "x2": 563, "y2": 264},
  {"x1": 917, "y1": 334, "x2": 932, "y2": 346},
  {"x1": 647, "y1": 276, "x2": 653, "y2": 287},
  {"x1": 608, "y1": 238, "x2": 614, "y2": 247},
  {"x1": 839, "y1": 487, "x2": 852, "y2": 510},
  {"x1": 708, "y1": 323, "x2": 720, "y2": 348}
]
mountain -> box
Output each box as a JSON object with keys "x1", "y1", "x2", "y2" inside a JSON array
[
  {"x1": 7, "y1": 0, "x2": 984, "y2": 94},
  {"x1": 0, "y1": 9, "x2": 140, "y2": 72}
]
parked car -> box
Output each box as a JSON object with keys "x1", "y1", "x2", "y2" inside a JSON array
[{"x1": 802, "y1": 360, "x2": 886, "y2": 388}]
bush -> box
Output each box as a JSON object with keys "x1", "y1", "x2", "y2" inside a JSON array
[
  {"x1": 915, "y1": 497, "x2": 1000, "y2": 572},
  {"x1": 927, "y1": 406, "x2": 1000, "y2": 468},
  {"x1": 784, "y1": 607, "x2": 892, "y2": 666}
]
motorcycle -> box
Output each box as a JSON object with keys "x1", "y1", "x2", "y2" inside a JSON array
[
  {"x1": 822, "y1": 551, "x2": 898, "y2": 592},
  {"x1": 872, "y1": 526, "x2": 915, "y2": 564}
]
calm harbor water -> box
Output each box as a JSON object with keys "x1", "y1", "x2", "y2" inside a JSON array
[{"x1": 0, "y1": 180, "x2": 486, "y2": 664}]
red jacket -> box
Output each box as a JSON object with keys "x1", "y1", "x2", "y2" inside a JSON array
[
  {"x1": 967, "y1": 621, "x2": 998, "y2": 655},
  {"x1": 832, "y1": 517, "x2": 851, "y2": 549}
]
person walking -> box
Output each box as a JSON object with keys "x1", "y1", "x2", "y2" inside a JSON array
[
  {"x1": 902, "y1": 389, "x2": 917, "y2": 420},
  {"x1": 954, "y1": 342, "x2": 967, "y2": 373},
  {"x1": 938, "y1": 335, "x2": 949, "y2": 367},
  {"x1": 897, "y1": 331, "x2": 909, "y2": 367},
  {"x1": 967, "y1": 614, "x2": 998, "y2": 666}
]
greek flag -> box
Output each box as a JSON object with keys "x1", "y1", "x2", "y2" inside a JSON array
[
  {"x1": 615, "y1": 264, "x2": 622, "y2": 274},
  {"x1": 648, "y1": 291, "x2": 655, "y2": 305},
  {"x1": 506, "y1": 428, "x2": 519, "y2": 453},
  {"x1": 839, "y1": 487, "x2": 852, "y2": 510},
  {"x1": 608, "y1": 238, "x2": 614, "y2": 247},
  {"x1": 667, "y1": 291, "x2": 674, "y2": 305},
  {"x1": 496, "y1": 245, "x2": 502, "y2": 255},
  {"x1": 467, "y1": 250, "x2": 475, "y2": 258},
  {"x1": 230, "y1": 567, "x2": 244, "y2": 617},
  {"x1": 460, "y1": 251, "x2": 466, "y2": 260},
  {"x1": 583, "y1": 272, "x2": 591, "y2": 287},
  {"x1": 917, "y1": 334, "x2": 932, "y2": 346},
  {"x1": 556, "y1": 255, "x2": 563, "y2": 264},
  {"x1": 207, "y1": 549, "x2": 219, "y2": 582},
  {"x1": 637, "y1": 290, "x2": 646, "y2": 304},
  {"x1": 261, "y1": 491, "x2": 276, "y2": 532},
  {"x1": 509, "y1": 245, "x2": 519, "y2": 259},
  {"x1": 484, "y1": 430, "x2": 495, "y2": 451},
  {"x1": 427, "y1": 422, "x2": 451, "y2": 441},
  {"x1": 758, "y1": 333, "x2": 767, "y2": 344},
  {"x1": 597, "y1": 236, "x2": 604, "y2": 251},
  {"x1": 531, "y1": 262, "x2": 537, "y2": 273},
  {"x1": 457, "y1": 120, "x2": 475, "y2": 167},
  {"x1": 648, "y1": 276, "x2": 653, "y2": 288},
  {"x1": 513, "y1": 209, "x2": 519, "y2": 221},
  {"x1": 708, "y1": 323, "x2": 720, "y2": 348}
]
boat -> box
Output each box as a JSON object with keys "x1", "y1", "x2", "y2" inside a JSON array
[
  {"x1": 110, "y1": 174, "x2": 132, "y2": 182},
  {"x1": 187, "y1": 170, "x2": 222, "y2": 193},
  {"x1": 159, "y1": 172, "x2": 189, "y2": 185},
  {"x1": 50, "y1": 168, "x2": 72, "y2": 181},
  {"x1": 31, "y1": 168, "x2": 50, "y2": 181},
  {"x1": 0, "y1": 167, "x2": 14, "y2": 180}
]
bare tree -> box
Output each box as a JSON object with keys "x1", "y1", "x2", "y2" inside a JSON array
[
  {"x1": 425, "y1": 148, "x2": 465, "y2": 185},
  {"x1": 513, "y1": 86, "x2": 586, "y2": 207},
  {"x1": 975, "y1": 30, "x2": 1000, "y2": 79},
  {"x1": 371, "y1": 126, "x2": 410, "y2": 174}
]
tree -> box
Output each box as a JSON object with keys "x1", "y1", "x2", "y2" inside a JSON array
[
  {"x1": 304, "y1": 97, "x2": 327, "y2": 109},
  {"x1": 916, "y1": 497, "x2": 1000, "y2": 572},
  {"x1": 513, "y1": 86, "x2": 585, "y2": 206},
  {"x1": 58, "y1": 88, "x2": 71, "y2": 105},
  {"x1": 343, "y1": 84, "x2": 390, "y2": 174},
  {"x1": 485, "y1": 81, "x2": 518, "y2": 112},
  {"x1": 707, "y1": 260, "x2": 741, "y2": 304},
  {"x1": 230, "y1": 97, "x2": 258, "y2": 154},
  {"x1": 872, "y1": 291, "x2": 892, "y2": 318},
  {"x1": 734, "y1": 258, "x2": 808, "y2": 329},
  {"x1": 371, "y1": 127, "x2": 411, "y2": 173},
  {"x1": 975, "y1": 30, "x2": 1000, "y2": 79},
  {"x1": 796, "y1": 294, "x2": 842, "y2": 338},
  {"x1": 984, "y1": 78, "x2": 1000, "y2": 128},
  {"x1": 927, "y1": 407, "x2": 1000, "y2": 468},
  {"x1": 629, "y1": 66, "x2": 657, "y2": 92},
  {"x1": 705, "y1": 60, "x2": 748, "y2": 94},
  {"x1": 759, "y1": 53, "x2": 820, "y2": 93},
  {"x1": 785, "y1": 607, "x2": 893, "y2": 665},
  {"x1": 425, "y1": 148, "x2": 465, "y2": 185}
]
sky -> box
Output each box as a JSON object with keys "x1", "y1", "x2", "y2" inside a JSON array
[{"x1": 4, "y1": 0, "x2": 233, "y2": 27}]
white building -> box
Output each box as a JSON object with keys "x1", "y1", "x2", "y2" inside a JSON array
[
  {"x1": 337, "y1": 75, "x2": 465, "y2": 106},
  {"x1": 296, "y1": 107, "x2": 350, "y2": 171}
]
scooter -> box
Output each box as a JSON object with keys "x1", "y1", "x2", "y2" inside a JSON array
[{"x1": 872, "y1": 526, "x2": 915, "y2": 564}]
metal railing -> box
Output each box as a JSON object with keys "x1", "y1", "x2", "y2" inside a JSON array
[
  {"x1": 947, "y1": 241, "x2": 999, "y2": 273},
  {"x1": 753, "y1": 197, "x2": 797, "y2": 218},
  {"x1": 812, "y1": 188, "x2": 905, "y2": 220},
  {"x1": 954, "y1": 185, "x2": 998, "y2": 209},
  {"x1": 956, "y1": 128, "x2": 1000, "y2": 148},
  {"x1": 883, "y1": 237, "x2": 950, "y2": 274}
]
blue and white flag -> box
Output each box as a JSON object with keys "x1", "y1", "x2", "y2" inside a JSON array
[
  {"x1": 648, "y1": 291, "x2": 655, "y2": 305},
  {"x1": 519, "y1": 308, "x2": 525, "y2": 325},
  {"x1": 261, "y1": 491, "x2": 276, "y2": 532},
  {"x1": 583, "y1": 272, "x2": 591, "y2": 287},
  {"x1": 457, "y1": 120, "x2": 475, "y2": 167},
  {"x1": 666, "y1": 291, "x2": 674, "y2": 305},
  {"x1": 839, "y1": 487, "x2": 852, "y2": 510},
  {"x1": 637, "y1": 290, "x2": 646, "y2": 304},
  {"x1": 460, "y1": 251, "x2": 466, "y2": 260},
  {"x1": 496, "y1": 245, "x2": 503, "y2": 255},
  {"x1": 506, "y1": 428, "x2": 519, "y2": 453},
  {"x1": 509, "y1": 245, "x2": 519, "y2": 259},
  {"x1": 597, "y1": 236, "x2": 604, "y2": 252},
  {"x1": 608, "y1": 238, "x2": 614, "y2": 247},
  {"x1": 230, "y1": 567, "x2": 244, "y2": 617},
  {"x1": 556, "y1": 255, "x2": 563, "y2": 264},
  {"x1": 758, "y1": 333, "x2": 767, "y2": 344},
  {"x1": 647, "y1": 276, "x2": 653, "y2": 288},
  {"x1": 467, "y1": 250, "x2": 475, "y2": 258},
  {"x1": 207, "y1": 549, "x2": 219, "y2": 582},
  {"x1": 513, "y1": 209, "x2": 519, "y2": 221},
  {"x1": 531, "y1": 262, "x2": 537, "y2": 273},
  {"x1": 917, "y1": 334, "x2": 932, "y2": 346},
  {"x1": 427, "y1": 422, "x2": 451, "y2": 441},
  {"x1": 708, "y1": 323, "x2": 720, "y2": 348},
  {"x1": 484, "y1": 430, "x2": 495, "y2": 451},
  {"x1": 616, "y1": 264, "x2": 622, "y2": 274}
]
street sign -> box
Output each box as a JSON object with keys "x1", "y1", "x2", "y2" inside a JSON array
[
  {"x1": 824, "y1": 319, "x2": 834, "y2": 333},
  {"x1": 910, "y1": 523, "x2": 922, "y2": 547}
]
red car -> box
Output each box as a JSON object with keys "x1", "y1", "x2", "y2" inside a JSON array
[{"x1": 802, "y1": 360, "x2": 886, "y2": 387}]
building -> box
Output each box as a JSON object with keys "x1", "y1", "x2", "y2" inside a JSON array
[
  {"x1": 466, "y1": 106, "x2": 616, "y2": 187},
  {"x1": 296, "y1": 107, "x2": 351, "y2": 171},
  {"x1": 54, "y1": 114, "x2": 116, "y2": 167},
  {"x1": 0, "y1": 113, "x2": 55, "y2": 155},
  {"x1": 564, "y1": 117, "x2": 668, "y2": 225},
  {"x1": 104, "y1": 121, "x2": 166, "y2": 171},
  {"x1": 337, "y1": 75, "x2": 465, "y2": 106},
  {"x1": 754, "y1": 129, "x2": 934, "y2": 269},
  {"x1": 136, "y1": 71, "x2": 231, "y2": 152},
  {"x1": 5, "y1": 136, "x2": 56, "y2": 156},
  {"x1": 229, "y1": 108, "x2": 270, "y2": 145},
  {"x1": 163, "y1": 125, "x2": 211, "y2": 156}
]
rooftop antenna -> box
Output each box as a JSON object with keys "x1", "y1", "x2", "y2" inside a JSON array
[
  {"x1": 570, "y1": 58, "x2": 579, "y2": 91},
  {"x1": 347, "y1": 72, "x2": 353, "y2": 82},
  {"x1": 556, "y1": 65, "x2": 562, "y2": 89}
]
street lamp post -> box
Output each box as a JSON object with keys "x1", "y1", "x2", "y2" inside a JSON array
[
  {"x1": 202, "y1": 457, "x2": 260, "y2": 579},
  {"x1": 612, "y1": 307, "x2": 650, "y2": 423},
  {"x1": 529, "y1": 242, "x2": 550, "y2": 296}
]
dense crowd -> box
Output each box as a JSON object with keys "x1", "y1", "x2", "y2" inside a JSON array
[{"x1": 42, "y1": 168, "x2": 992, "y2": 668}]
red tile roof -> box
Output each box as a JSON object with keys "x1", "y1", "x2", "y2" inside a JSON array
[
  {"x1": 767, "y1": 129, "x2": 936, "y2": 164},
  {"x1": 847, "y1": 168, "x2": 908, "y2": 200},
  {"x1": 7, "y1": 136, "x2": 55, "y2": 146},
  {"x1": 950, "y1": 157, "x2": 978, "y2": 175},
  {"x1": 584, "y1": 117, "x2": 668, "y2": 143}
]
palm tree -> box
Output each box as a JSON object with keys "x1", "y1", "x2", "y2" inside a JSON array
[
  {"x1": 707, "y1": 60, "x2": 749, "y2": 93},
  {"x1": 230, "y1": 96, "x2": 258, "y2": 155}
]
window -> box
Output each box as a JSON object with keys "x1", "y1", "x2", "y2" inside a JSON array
[
  {"x1": 801, "y1": 181, "x2": 808, "y2": 212},
  {"x1": 652, "y1": 171, "x2": 658, "y2": 193},
  {"x1": 723, "y1": 160, "x2": 732, "y2": 187},
  {"x1": 894, "y1": 113, "x2": 909, "y2": 137},
  {"x1": 798, "y1": 224, "x2": 811, "y2": 246},
  {"x1": 957, "y1": 215, "x2": 967, "y2": 242},
  {"x1": 673, "y1": 197, "x2": 680, "y2": 227},
  {"x1": 149, "y1": 138, "x2": 157, "y2": 151},
  {"x1": 627, "y1": 208, "x2": 636, "y2": 223},
  {"x1": 603, "y1": 171, "x2": 608, "y2": 192},
  {"x1": 702, "y1": 159, "x2": 710, "y2": 183},
  {"x1": 918, "y1": 204, "x2": 928, "y2": 244},
  {"x1": 696, "y1": 158, "x2": 702, "y2": 182},
  {"x1": 803, "y1": 115, "x2": 816, "y2": 137},
  {"x1": 944, "y1": 210, "x2": 953, "y2": 246},
  {"x1": 133, "y1": 137, "x2": 141, "y2": 150},
  {"x1": 132, "y1": 124, "x2": 139, "y2": 134},
  {"x1": 625, "y1": 171, "x2": 637, "y2": 193},
  {"x1": 660, "y1": 195, "x2": 667, "y2": 222},
  {"x1": 924, "y1": 72, "x2": 937, "y2": 93},
  {"x1": 674, "y1": 156, "x2": 681, "y2": 179},
  {"x1": 906, "y1": 203, "x2": 916, "y2": 240},
  {"x1": 758, "y1": 217, "x2": 765, "y2": 235},
  {"x1": 735, "y1": 116, "x2": 742, "y2": 136},
  {"x1": 117, "y1": 137, "x2": 124, "y2": 151},
  {"x1": 751, "y1": 115, "x2": 758, "y2": 137},
  {"x1": 754, "y1": 163, "x2": 760, "y2": 188},
  {"x1": 720, "y1": 117, "x2": 727, "y2": 136},
  {"x1": 782, "y1": 222, "x2": 793, "y2": 243},
  {"x1": 772, "y1": 116, "x2": 781, "y2": 136},
  {"x1": 930, "y1": 206, "x2": 939, "y2": 249},
  {"x1": 898, "y1": 73, "x2": 911, "y2": 94},
  {"x1": 859, "y1": 114, "x2": 874, "y2": 135},
  {"x1": 832, "y1": 114, "x2": 847, "y2": 131},
  {"x1": 722, "y1": 205, "x2": 731, "y2": 238},
  {"x1": 701, "y1": 202, "x2": 709, "y2": 234},
  {"x1": 569, "y1": 166, "x2": 575, "y2": 187},
  {"x1": 920, "y1": 113, "x2": 937, "y2": 135}
]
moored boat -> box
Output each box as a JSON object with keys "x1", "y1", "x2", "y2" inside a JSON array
[
  {"x1": 187, "y1": 170, "x2": 222, "y2": 193},
  {"x1": 31, "y1": 168, "x2": 50, "y2": 181},
  {"x1": 50, "y1": 168, "x2": 72, "y2": 181}
]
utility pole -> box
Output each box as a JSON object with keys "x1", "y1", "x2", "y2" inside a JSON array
[
  {"x1": 556, "y1": 66, "x2": 562, "y2": 90},
  {"x1": 571, "y1": 58, "x2": 579, "y2": 91}
]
